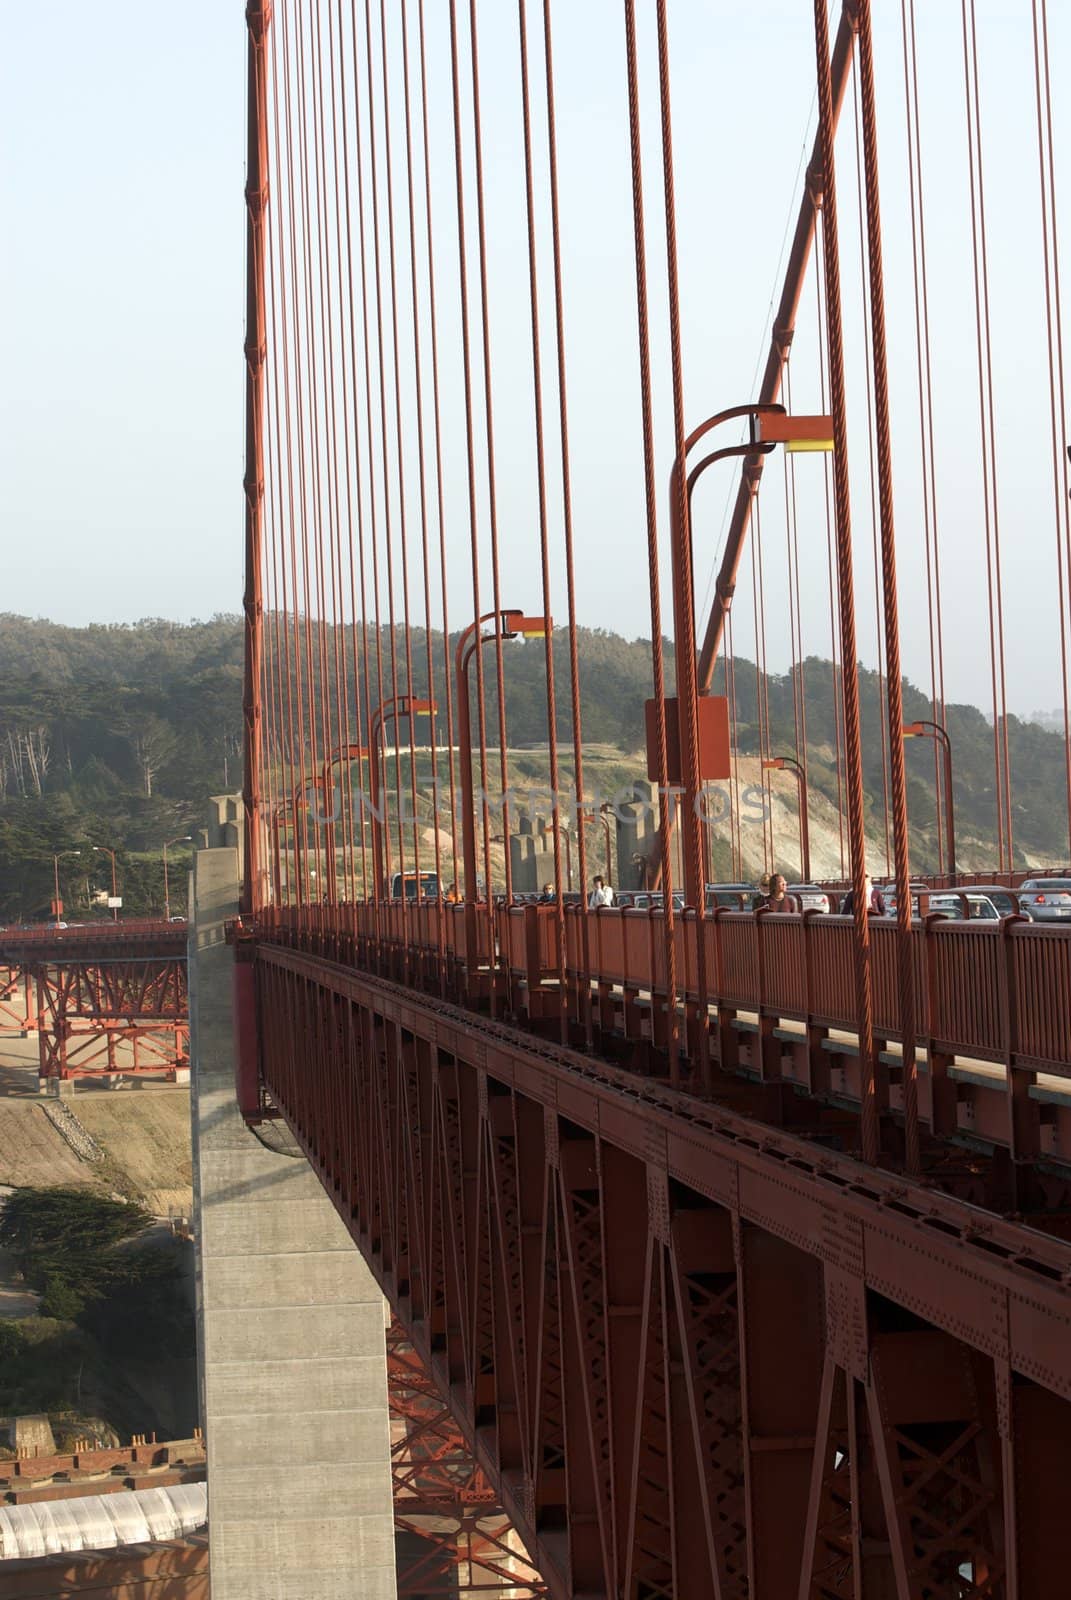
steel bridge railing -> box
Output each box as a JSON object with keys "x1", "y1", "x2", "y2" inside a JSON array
[{"x1": 255, "y1": 902, "x2": 1071, "y2": 1199}]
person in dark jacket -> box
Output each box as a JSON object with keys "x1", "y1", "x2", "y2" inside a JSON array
[
  {"x1": 754, "y1": 872, "x2": 799, "y2": 912},
  {"x1": 839, "y1": 872, "x2": 886, "y2": 917}
]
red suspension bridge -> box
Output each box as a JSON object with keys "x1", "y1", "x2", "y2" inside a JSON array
[{"x1": 236, "y1": 1, "x2": 1071, "y2": 1593}]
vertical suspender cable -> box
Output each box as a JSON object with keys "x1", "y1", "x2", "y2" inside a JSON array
[
  {"x1": 349, "y1": 0, "x2": 392, "y2": 909},
  {"x1": 375, "y1": 0, "x2": 426, "y2": 936},
  {"x1": 279, "y1": 4, "x2": 314, "y2": 908},
  {"x1": 242, "y1": 0, "x2": 271, "y2": 916},
  {"x1": 750, "y1": 508, "x2": 770, "y2": 873},
  {"x1": 324, "y1": 0, "x2": 363, "y2": 903},
  {"x1": 399, "y1": 0, "x2": 447, "y2": 971},
  {"x1": 814, "y1": 244, "x2": 847, "y2": 879},
  {"x1": 516, "y1": 0, "x2": 568, "y2": 1034},
  {"x1": 1031, "y1": 0, "x2": 1071, "y2": 853},
  {"x1": 784, "y1": 366, "x2": 812, "y2": 877},
  {"x1": 336, "y1": 0, "x2": 377, "y2": 912},
  {"x1": 294, "y1": 6, "x2": 331, "y2": 904},
  {"x1": 543, "y1": 0, "x2": 593, "y2": 1044},
  {"x1": 654, "y1": 0, "x2": 711, "y2": 1088},
  {"x1": 467, "y1": 0, "x2": 514, "y2": 920},
  {"x1": 851, "y1": 56, "x2": 892, "y2": 875},
  {"x1": 961, "y1": 0, "x2": 1013, "y2": 870},
  {"x1": 901, "y1": 0, "x2": 949, "y2": 873},
  {"x1": 361, "y1": 0, "x2": 411, "y2": 948},
  {"x1": 813, "y1": 0, "x2": 880, "y2": 1165},
  {"x1": 856, "y1": 0, "x2": 920, "y2": 1177},
  {"x1": 622, "y1": 0, "x2": 679, "y2": 1077},
  {"x1": 311, "y1": 3, "x2": 349, "y2": 907},
  {"x1": 267, "y1": 12, "x2": 302, "y2": 910},
  {"x1": 727, "y1": 612, "x2": 742, "y2": 878},
  {"x1": 446, "y1": 0, "x2": 494, "y2": 935},
  {"x1": 416, "y1": 0, "x2": 461, "y2": 903}
]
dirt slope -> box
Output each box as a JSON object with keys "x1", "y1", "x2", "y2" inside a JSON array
[
  {"x1": 73, "y1": 1092, "x2": 193, "y2": 1216},
  {"x1": 0, "y1": 1102, "x2": 95, "y2": 1191}
]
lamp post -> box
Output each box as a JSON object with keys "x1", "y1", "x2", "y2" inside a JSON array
[
  {"x1": 762, "y1": 756, "x2": 810, "y2": 881},
  {"x1": 162, "y1": 836, "x2": 192, "y2": 921},
  {"x1": 580, "y1": 806, "x2": 613, "y2": 884},
  {"x1": 455, "y1": 610, "x2": 549, "y2": 904},
  {"x1": 903, "y1": 721, "x2": 956, "y2": 882},
  {"x1": 320, "y1": 743, "x2": 370, "y2": 902},
  {"x1": 93, "y1": 846, "x2": 120, "y2": 922},
  {"x1": 52, "y1": 850, "x2": 80, "y2": 926},
  {"x1": 368, "y1": 699, "x2": 436, "y2": 900},
  {"x1": 668, "y1": 403, "x2": 833, "y2": 908}
]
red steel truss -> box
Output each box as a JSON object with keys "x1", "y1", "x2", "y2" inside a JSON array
[
  {"x1": 389, "y1": 1320, "x2": 546, "y2": 1597},
  {"x1": 0, "y1": 924, "x2": 189, "y2": 1083},
  {"x1": 255, "y1": 940, "x2": 1071, "y2": 1599},
  {"x1": 0, "y1": 963, "x2": 35, "y2": 1033}
]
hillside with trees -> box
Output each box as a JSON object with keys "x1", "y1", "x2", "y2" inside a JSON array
[{"x1": 0, "y1": 611, "x2": 1066, "y2": 919}]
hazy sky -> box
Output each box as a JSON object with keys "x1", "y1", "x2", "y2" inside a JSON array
[{"x1": 3, "y1": 2, "x2": 1069, "y2": 720}]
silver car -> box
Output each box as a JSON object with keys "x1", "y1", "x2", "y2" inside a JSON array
[
  {"x1": 789, "y1": 883, "x2": 831, "y2": 913},
  {"x1": 1018, "y1": 877, "x2": 1071, "y2": 923}
]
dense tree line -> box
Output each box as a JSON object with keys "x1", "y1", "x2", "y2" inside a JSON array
[
  {"x1": 0, "y1": 1186, "x2": 194, "y2": 1438},
  {"x1": 0, "y1": 612, "x2": 1066, "y2": 920}
]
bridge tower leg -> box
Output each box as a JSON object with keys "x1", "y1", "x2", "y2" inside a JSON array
[{"x1": 191, "y1": 846, "x2": 397, "y2": 1599}]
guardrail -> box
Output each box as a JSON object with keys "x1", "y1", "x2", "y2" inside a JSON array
[
  {"x1": 259, "y1": 899, "x2": 1071, "y2": 1181},
  {"x1": 261, "y1": 899, "x2": 1071, "y2": 1072},
  {"x1": 0, "y1": 919, "x2": 186, "y2": 943}
]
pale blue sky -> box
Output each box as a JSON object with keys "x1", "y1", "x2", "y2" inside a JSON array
[{"x1": 2, "y1": 2, "x2": 1069, "y2": 719}]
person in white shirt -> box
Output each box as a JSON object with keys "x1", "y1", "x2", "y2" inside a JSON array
[{"x1": 588, "y1": 876, "x2": 615, "y2": 909}]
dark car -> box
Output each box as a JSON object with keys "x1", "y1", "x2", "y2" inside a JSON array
[{"x1": 705, "y1": 882, "x2": 756, "y2": 911}]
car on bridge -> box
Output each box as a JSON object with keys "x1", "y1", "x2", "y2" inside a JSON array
[
  {"x1": 879, "y1": 883, "x2": 930, "y2": 917},
  {"x1": 390, "y1": 871, "x2": 440, "y2": 901},
  {"x1": 788, "y1": 883, "x2": 831, "y2": 913},
  {"x1": 705, "y1": 882, "x2": 756, "y2": 910},
  {"x1": 927, "y1": 892, "x2": 1001, "y2": 921},
  {"x1": 1017, "y1": 877, "x2": 1071, "y2": 922},
  {"x1": 954, "y1": 884, "x2": 1022, "y2": 919},
  {"x1": 630, "y1": 891, "x2": 685, "y2": 913}
]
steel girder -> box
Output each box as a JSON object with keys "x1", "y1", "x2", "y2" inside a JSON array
[
  {"x1": 29, "y1": 957, "x2": 189, "y2": 1081},
  {"x1": 254, "y1": 941, "x2": 1071, "y2": 1599},
  {"x1": 0, "y1": 963, "x2": 35, "y2": 1032},
  {"x1": 389, "y1": 1321, "x2": 547, "y2": 1595}
]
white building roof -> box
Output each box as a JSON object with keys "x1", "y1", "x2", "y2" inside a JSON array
[{"x1": 0, "y1": 1482, "x2": 206, "y2": 1560}]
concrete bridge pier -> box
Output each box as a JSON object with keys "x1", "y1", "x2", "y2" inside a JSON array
[{"x1": 190, "y1": 847, "x2": 397, "y2": 1600}]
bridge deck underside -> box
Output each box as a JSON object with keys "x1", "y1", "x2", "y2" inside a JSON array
[{"x1": 255, "y1": 939, "x2": 1071, "y2": 1599}]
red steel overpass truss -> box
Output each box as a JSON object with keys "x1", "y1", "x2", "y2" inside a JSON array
[{"x1": 0, "y1": 924, "x2": 189, "y2": 1084}]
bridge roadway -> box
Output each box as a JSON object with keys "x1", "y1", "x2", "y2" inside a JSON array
[{"x1": 247, "y1": 904, "x2": 1071, "y2": 1598}]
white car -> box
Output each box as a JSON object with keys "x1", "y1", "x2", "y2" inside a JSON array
[
  {"x1": 789, "y1": 883, "x2": 831, "y2": 913},
  {"x1": 927, "y1": 893, "x2": 1000, "y2": 922}
]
